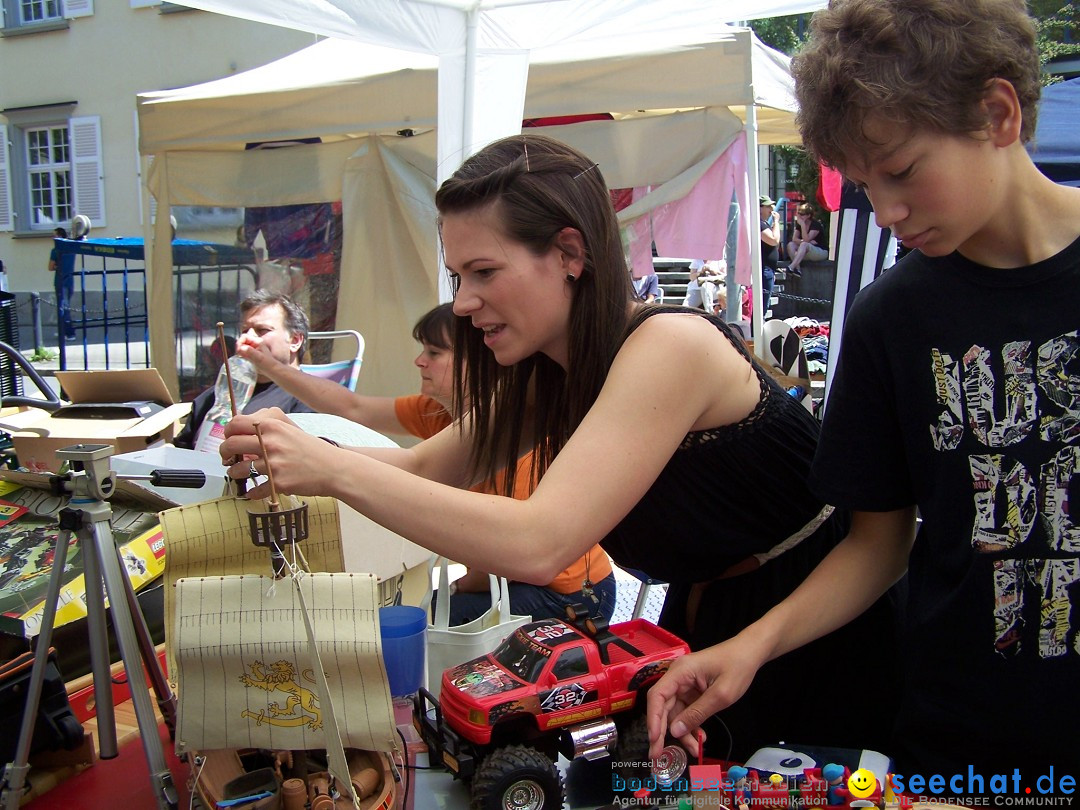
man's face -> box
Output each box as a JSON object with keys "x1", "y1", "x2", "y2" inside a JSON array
[{"x1": 238, "y1": 303, "x2": 303, "y2": 380}]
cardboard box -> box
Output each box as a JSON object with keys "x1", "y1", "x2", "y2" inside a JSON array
[
  {"x1": 0, "y1": 369, "x2": 190, "y2": 473},
  {"x1": 111, "y1": 445, "x2": 230, "y2": 506}
]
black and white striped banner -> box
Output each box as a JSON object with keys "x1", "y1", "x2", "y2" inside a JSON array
[{"x1": 823, "y1": 185, "x2": 894, "y2": 407}]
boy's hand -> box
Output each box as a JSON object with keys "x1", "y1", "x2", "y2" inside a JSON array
[{"x1": 646, "y1": 635, "x2": 770, "y2": 761}]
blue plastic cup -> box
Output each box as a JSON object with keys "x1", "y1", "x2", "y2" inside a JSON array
[{"x1": 379, "y1": 605, "x2": 427, "y2": 697}]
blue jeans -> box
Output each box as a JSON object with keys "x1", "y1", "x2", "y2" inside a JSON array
[
  {"x1": 55, "y1": 271, "x2": 75, "y2": 339},
  {"x1": 444, "y1": 572, "x2": 617, "y2": 626},
  {"x1": 761, "y1": 266, "x2": 776, "y2": 316}
]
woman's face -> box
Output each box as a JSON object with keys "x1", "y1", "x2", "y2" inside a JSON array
[
  {"x1": 444, "y1": 206, "x2": 577, "y2": 369},
  {"x1": 414, "y1": 339, "x2": 454, "y2": 404}
]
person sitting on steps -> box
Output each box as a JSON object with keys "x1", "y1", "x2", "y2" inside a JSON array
[{"x1": 785, "y1": 203, "x2": 828, "y2": 276}]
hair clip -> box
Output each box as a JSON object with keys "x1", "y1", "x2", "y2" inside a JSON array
[
  {"x1": 523, "y1": 136, "x2": 530, "y2": 172},
  {"x1": 573, "y1": 162, "x2": 599, "y2": 180}
]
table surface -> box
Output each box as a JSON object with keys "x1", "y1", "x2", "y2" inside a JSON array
[{"x1": 408, "y1": 750, "x2": 626, "y2": 810}]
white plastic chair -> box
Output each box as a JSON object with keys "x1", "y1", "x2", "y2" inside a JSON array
[{"x1": 300, "y1": 329, "x2": 365, "y2": 392}]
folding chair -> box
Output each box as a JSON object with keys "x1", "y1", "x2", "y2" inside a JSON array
[
  {"x1": 760, "y1": 319, "x2": 813, "y2": 413},
  {"x1": 300, "y1": 329, "x2": 365, "y2": 391}
]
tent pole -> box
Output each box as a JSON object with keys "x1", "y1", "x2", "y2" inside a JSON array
[
  {"x1": 745, "y1": 101, "x2": 765, "y2": 358},
  {"x1": 462, "y1": 5, "x2": 479, "y2": 160}
]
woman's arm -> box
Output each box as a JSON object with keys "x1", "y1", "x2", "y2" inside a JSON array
[
  {"x1": 236, "y1": 338, "x2": 404, "y2": 435},
  {"x1": 761, "y1": 217, "x2": 781, "y2": 247},
  {"x1": 645, "y1": 506, "x2": 916, "y2": 758},
  {"x1": 221, "y1": 313, "x2": 760, "y2": 585}
]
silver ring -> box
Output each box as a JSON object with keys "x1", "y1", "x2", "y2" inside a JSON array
[{"x1": 248, "y1": 460, "x2": 259, "y2": 479}]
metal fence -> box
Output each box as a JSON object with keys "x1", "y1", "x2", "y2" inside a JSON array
[{"x1": 49, "y1": 238, "x2": 258, "y2": 399}]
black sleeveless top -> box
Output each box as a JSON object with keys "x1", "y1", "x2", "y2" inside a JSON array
[
  {"x1": 597, "y1": 308, "x2": 898, "y2": 760},
  {"x1": 601, "y1": 307, "x2": 842, "y2": 584}
]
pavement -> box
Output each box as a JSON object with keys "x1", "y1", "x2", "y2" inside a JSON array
[{"x1": 8, "y1": 338, "x2": 155, "y2": 402}]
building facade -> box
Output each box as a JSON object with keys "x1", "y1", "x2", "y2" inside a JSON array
[{"x1": 0, "y1": 1, "x2": 313, "y2": 303}]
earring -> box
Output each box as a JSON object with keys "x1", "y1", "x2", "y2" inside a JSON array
[{"x1": 566, "y1": 273, "x2": 576, "y2": 283}]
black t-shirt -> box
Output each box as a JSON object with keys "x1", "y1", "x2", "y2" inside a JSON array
[
  {"x1": 173, "y1": 380, "x2": 313, "y2": 449},
  {"x1": 760, "y1": 216, "x2": 779, "y2": 270},
  {"x1": 795, "y1": 218, "x2": 825, "y2": 247},
  {"x1": 810, "y1": 237, "x2": 1080, "y2": 775}
]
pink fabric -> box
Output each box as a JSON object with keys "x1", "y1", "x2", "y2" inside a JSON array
[
  {"x1": 627, "y1": 133, "x2": 753, "y2": 285},
  {"x1": 817, "y1": 164, "x2": 843, "y2": 212}
]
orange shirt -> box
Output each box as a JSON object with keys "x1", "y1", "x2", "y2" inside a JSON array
[{"x1": 393, "y1": 394, "x2": 612, "y2": 593}]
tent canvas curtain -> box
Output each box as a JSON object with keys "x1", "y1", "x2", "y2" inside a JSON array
[
  {"x1": 140, "y1": 25, "x2": 808, "y2": 398},
  {"x1": 619, "y1": 130, "x2": 752, "y2": 285},
  {"x1": 823, "y1": 185, "x2": 893, "y2": 408}
]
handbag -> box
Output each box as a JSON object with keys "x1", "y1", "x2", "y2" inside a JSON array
[
  {"x1": 426, "y1": 558, "x2": 531, "y2": 698},
  {"x1": 0, "y1": 647, "x2": 84, "y2": 764}
]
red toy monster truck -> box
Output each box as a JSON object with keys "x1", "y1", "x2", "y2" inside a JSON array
[{"x1": 414, "y1": 605, "x2": 689, "y2": 810}]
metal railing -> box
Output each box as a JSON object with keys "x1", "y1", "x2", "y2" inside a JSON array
[{"x1": 46, "y1": 238, "x2": 258, "y2": 399}]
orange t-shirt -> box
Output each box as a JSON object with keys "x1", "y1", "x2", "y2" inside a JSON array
[{"x1": 393, "y1": 394, "x2": 612, "y2": 594}]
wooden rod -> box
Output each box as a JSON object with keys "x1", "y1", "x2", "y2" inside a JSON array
[
  {"x1": 216, "y1": 321, "x2": 238, "y2": 417},
  {"x1": 253, "y1": 422, "x2": 280, "y2": 511}
]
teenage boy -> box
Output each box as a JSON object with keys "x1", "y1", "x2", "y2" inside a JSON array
[{"x1": 648, "y1": 0, "x2": 1080, "y2": 777}]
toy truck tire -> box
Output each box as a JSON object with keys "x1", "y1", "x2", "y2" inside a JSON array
[
  {"x1": 470, "y1": 744, "x2": 564, "y2": 810},
  {"x1": 614, "y1": 712, "x2": 650, "y2": 779}
]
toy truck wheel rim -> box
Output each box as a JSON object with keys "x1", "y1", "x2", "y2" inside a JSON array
[{"x1": 502, "y1": 779, "x2": 544, "y2": 810}]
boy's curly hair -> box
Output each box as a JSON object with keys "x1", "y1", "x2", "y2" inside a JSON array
[{"x1": 792, "y1": 0, "x2": 1040, "y2": 170}]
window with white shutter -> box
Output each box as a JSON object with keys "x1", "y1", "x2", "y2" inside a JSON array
[
  {"x1": 0, "y1": 124, "x2": 13, "y2": 232},
  {"x1": 62, "y1": 0, "x2": 93, "y2": 18},
  {"x1": 69, "y1": 115, "x2": 105, "y2": 227}
]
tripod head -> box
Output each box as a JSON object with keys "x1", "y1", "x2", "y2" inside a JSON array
[{"x1": 49, "y1": 443, "x2": 206, "y2": 502}]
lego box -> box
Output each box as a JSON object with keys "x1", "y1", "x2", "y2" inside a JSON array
[
  {"x1": 0, "y1": 471, "x2": 177, "y2": 641},
  {"x1": 0, "y1": 368, "x2": 191, "y2": 473}
]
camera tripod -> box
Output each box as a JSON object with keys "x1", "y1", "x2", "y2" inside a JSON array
[{"x1": 0, "y1": 443, "x2": 205, "y2": 810}]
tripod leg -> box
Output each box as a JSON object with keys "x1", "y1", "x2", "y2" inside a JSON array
[
  {"x1": 88, "y1": 521, "x2": 178, "y2": 810},
  {"x1": 115, "y1": 541, "x2": 176, "y2": 737},
  {"x1": 82, "y1": 519, "x2": 119, "y2": 759},
  {"x1": 1, "y1": 527, "x2": 76, "y2": 810}
]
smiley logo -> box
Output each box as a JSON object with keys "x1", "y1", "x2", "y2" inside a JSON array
[{"x1": 847, "y1": 768, "x2": 877, "y2": 799}]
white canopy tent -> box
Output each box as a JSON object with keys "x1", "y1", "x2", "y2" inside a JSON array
[
  {"x1": 171, "y1": 0, "x2": 820, "y2": 183},
  {"x1": 140, "y1": 13, "x2": 814, "y2": 397}
]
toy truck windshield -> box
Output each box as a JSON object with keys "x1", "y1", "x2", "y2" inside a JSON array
[{"x1": 491, "y1": 620, "x2": 584, "y2": 683}]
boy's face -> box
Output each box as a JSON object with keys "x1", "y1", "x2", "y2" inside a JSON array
[{"x1": 845, "y1": 116, "x2": 1000, "y2": 259}]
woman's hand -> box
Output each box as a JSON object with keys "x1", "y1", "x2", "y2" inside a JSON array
[
  {"x1": 236, "y1": 334, "x2": 285, "y2": 378},
  {"x1": 220, "y1": 410, "x2": 334, "y2": 499},
  {"x1": 645, "y1": 634, "x2": 770, "y2": 761}
]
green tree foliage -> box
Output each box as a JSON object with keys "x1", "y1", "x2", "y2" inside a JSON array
[
  {"x1": 748, "y1": 13, "x2": 808, "y2": 54},
  {"x1": 750, "y1": 16, "x2": 820, "y2": 212},
  {"x1": 1029, "y1": 1, "x2": 1080, "y2": 84}
]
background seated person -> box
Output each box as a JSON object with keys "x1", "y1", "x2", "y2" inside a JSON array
[
  {"x1": 174, "y1": 289, "x2": 313, "y2": 451},
  {"x1": 785, "y1": 203, "x2": 828, "y2": 276},
  {"x1": 238, "y1": 303, "x2": 617, "y2": 624},
  {"x1": 683, "y1": 259, "x2": 727, "y2": 315},
  {"x1": 631, "y1": 270, "x2": 660, "y2": 302}
]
